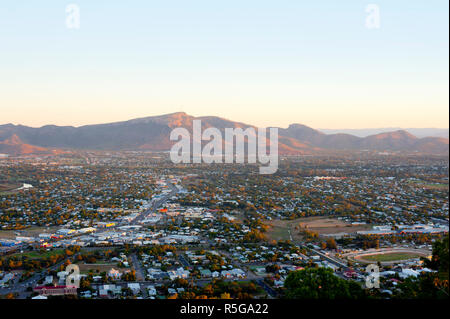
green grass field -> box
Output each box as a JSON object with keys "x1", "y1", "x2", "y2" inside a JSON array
[
  {"x1": 360, "y1": 252, "x2": 422, "y2": 262},
  {"x1": 0, "y1": 182, "x2": 23, "y2": 195},
  {"x1": 424, "y1": 183, "x2": 448, "y2": 190},
  {"x1": 12, "y1": 249, "x2": 65, "y2": 259},
  {"x1": 409, "y1": 180, "x2": 448, "y2": 190},
  {"x1": 267, "y1": 225, "x2": 291, "y2": 241},
  {"x1": 77, "y1": 263, "x2": 123, "y2": 274}
]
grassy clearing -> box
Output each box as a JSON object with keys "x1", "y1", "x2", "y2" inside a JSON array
[
  {"x1": 423, "y1": 183, "x2": 448, "y2": 190},
  {"x1": 0, "y1": 182, "x2": 23, "y2": 195},
  {"x1": 77, "y1": 263, "x2": 124, "y2": 274},
  {"x1": 359, "y1": 252, "x2": 422, "y2": 262},
  {"x1": 267, "y1": 225, "x2": 291, "y2": 241},
  {"x1": 12, "y1": 249, "x2": 65, "y2": 259},
  {"x1": 0, "y1": 183, "x2": 21, "y2": 191},
  {"x1": 0, "y1": 226, "x2": 60, "y2": 239},
  {"x1": 409, "y1": 180, "x2": 448, "y2": 190},
  {"x1": 265, "y1": 217, "x2": 371, "y2": 242}
]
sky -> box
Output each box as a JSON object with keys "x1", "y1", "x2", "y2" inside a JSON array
[{"x1": 0, "y1": 0, "x2": 448, "y2": 129}]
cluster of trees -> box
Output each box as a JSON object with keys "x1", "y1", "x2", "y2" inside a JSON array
[
  {"x1": 121, "y1": 270, "x2": 136, "y2": 282},
  {"x1": 176, "y1": 280, "x2": 261, "y2": 299},
  {"x1": 265, "y1": 264, "x2": 281, "y2": 273},
  {"x1": 284, "y1": 267, "x2": 366, "y2": 299},
  {"x1": 204, "y1": 252, "x2": 226, "y2": 272},
  {"x1": 136, "y1": 244, "x2": 177, "y2": 257},
  {"x1": 74, "y1": 248, "x2": 122, "y2": 265},
  {"x1": 298, "y1": 228, "x2": 319, "y2": 242},
  {"x1": 242, "y1": 229, "x2": 266, "y2": 243},
  {"x1": 0, "y1": 246, "x2": 81, "y2": 272},
  {"x1": 319, "y1": 238, "x2": 337, "y2": 250},
  {"x1": 154, "y1": 277, "x2": 262, "y2": 299}
]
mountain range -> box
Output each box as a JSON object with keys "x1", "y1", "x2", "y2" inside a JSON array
[
  {"x1": 0, "y1": 112, "x2": 448, "y2": 156},
  {"x1": 319, "y1": 128, "x2": 449, "y2": 138}
]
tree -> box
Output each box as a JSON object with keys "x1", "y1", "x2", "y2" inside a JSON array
[
  {"x1": 284, "y1": 267, "x2": 365, "y2": 299},
  {"x1": 425, "y1": 234, "x2": 449, "y2": 278},
  {"x1": 220, "y1": 292, "x2": 232, "y2": 299},
  {"x1": 396, "y1": 235, "x2": 449, "y2": 298},
  {"x1": 265, "y1": 264, "x2": 280, "y2": 273},
  {"x1": 326, "y1": 238, "x2": 337, "y2": 250}
]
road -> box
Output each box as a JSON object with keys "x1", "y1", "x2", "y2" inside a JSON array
[
  {"x1": 308, "y1": 247, "x2": 349, "y2": 270},
  {"x1": 178, "y1": 254, "x2": 190, "y2": 268},
  {"x1": 130, "y1": 253, "x2": 145, "y2": 281},
  {"x1": 132, "y1": 183, "x2": 179, "y2": 225},
  {"x1": 255, "y1": 279, "x2": 277, "y2": 298}
]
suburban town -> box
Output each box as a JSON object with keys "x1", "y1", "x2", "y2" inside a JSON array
[
  {"x1": 0, "y1": 151, "x2": 448, "y2": 299},
  {"x1": 0, "y1": 2, "x2": 448, "y2": 313}
]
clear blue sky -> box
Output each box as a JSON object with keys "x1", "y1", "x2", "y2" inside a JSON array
[{"x1": 0, "y1": 0, "x2": 448, "y2": 128}]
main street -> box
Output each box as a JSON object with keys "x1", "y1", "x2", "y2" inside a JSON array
[{"x1": 131, "y1": 183, "x2": 179, "y2": 225}]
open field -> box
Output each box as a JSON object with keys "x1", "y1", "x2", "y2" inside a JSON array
[
  {"x1": 0, "y1": 183, "x2": 21, "y2": 195},
  {"x1": 0, "y1": 226, "x2": 60, "y2": 239},
  {"x1": 421, "y1": 183, "x2": 448, "y2": 190},
  {"x1": 346, "y1": 248, "x2": 431, "y2": 265},
  {"x1": 0, "y1": 230, "x2": 16, "y2": 239},
  {"x1": 266, "y1": 222, "x2": 294, "y2": 241},
  {"x1": 0, "y1": 182, "x2": 21, "y2": 191},
  {"x1": 77, "y1": 263, "x2": 125, "y2": 274},
  {"x1": 297, "y1": 217, "x2": 371, "y2": 234},
  {"x1": 11, "y1": 248, "x2": 65, "y2": 259},
  {"x1": 358, "y1": 252, "x2": 423, "y2": 262},
  {"x1": 265, "y1": 217, "x2": 371, "y2": 242},
  {"x1": 265, "y1": 219, "x2": 298, "y2": 242},
  {"x1": 409, "y1": 180, "x2": 449, "y2": 190}
]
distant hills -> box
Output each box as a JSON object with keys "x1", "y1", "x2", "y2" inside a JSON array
[
  {"x1": 0, "y1": 134, "x2": 62, "y2": 156},
  {"x1": 319, "y1": 128, "x2": 449, "y2": 138},
  {"x1": 0, "y1": 112, "x2": 448, "y2": 156}
]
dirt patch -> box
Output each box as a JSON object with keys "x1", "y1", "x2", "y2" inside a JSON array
[
  {"x1": 0, "y1": 230, "x2": 16, "y2": 239},
  {"x1": 0, "y1": 226, "x2": 60, "y2": 239},
  {"x1": 298, "y1": 217, "x2": 370, "y2": 234},
  {"x1": 0, "y1": 183, "x2": 21, "y2": 191},
  {"x1": 409, "y1": 180, "x2": 449, "y2": 191},
  {"x1": 77, "y1": 263, "x2": 127, "y2": 274},
  {"x1": 0, "y1": 183, "x2": 21, "y2": 195},
  {"x1": 265, "y1": 217, "x2": 371, "y2": 242}
]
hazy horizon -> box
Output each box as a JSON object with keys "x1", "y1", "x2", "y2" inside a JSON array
[{"x1": 1, "y1": 111, "x2": 449, "y2": 131}]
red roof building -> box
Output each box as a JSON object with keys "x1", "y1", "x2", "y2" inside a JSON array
[{"x1": 33, "y1": 285, "x2": 78, "y2": 296}]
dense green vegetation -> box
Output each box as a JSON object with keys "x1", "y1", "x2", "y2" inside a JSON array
[{"x1": 284, "y1": 267, "x2": 365, "y2": 299}]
